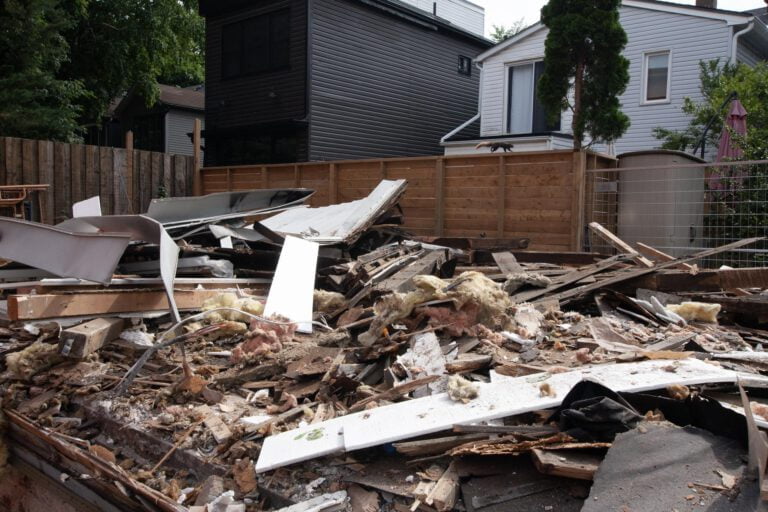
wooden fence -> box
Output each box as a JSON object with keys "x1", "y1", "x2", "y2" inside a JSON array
[
  {"x1": 201, "y1": 150, "x2": 617, "y2": 251},
  {"x1": 0, "y1": 136, "x2": 196, "y2": 224}
]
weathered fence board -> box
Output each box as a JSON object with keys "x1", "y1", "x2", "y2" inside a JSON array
[
  {"x1": 0, "y1": 136, "x2": 195, "y2": 223},
  {"x1": 201, "y1": 150, "x2": 615, "y2": 251}
]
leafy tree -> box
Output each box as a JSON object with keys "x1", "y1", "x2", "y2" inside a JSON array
[
  {"x1": 538, "y1": 0, "x2": 630, "y2": 150},
  {"x1": 490, "y1": 20, "x2": 526, "y2": 43},
  {"x1": 0, "y1": 0, "x2": 86, "y2": 141},
  {"x1": 653, "y1": 60, "x2": 768, "y2": 160},
  {"x1": 60, "y1": 0, "x2": 205, "y2": 126}
]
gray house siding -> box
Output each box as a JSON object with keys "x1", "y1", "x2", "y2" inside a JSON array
[
  {"x1": 165, "y1": 110, "x2": 204, "y2": 157},
  {"x1": 737, "y1": 39, "x2": 763, "y2": 66},
  {"x1": 612, "y1": 5, "x2": 731, "y2": 154},
  {"x1": 308, "y1": 0, "x2": 487, "y2": 161}
]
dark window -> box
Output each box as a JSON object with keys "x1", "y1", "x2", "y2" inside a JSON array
[
  {"x1": 458, "y1": 56, "x2": 472, "y2": 76},
  {"x1": 207, "y1": 126, "x2": 302, "y2": 166},
  {"x1": 133, "y1": 113, "x2": 165, "y2": 152},
  {"x1": 222, "y1": 9, "x2": 291, "y2": 79},
  {"x1": 506, "y1": 61, "x2": 560, "y2": 134}
]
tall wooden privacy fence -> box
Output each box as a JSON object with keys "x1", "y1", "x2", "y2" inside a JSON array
[
  {"x1": 0, "y1": 136, "x2": 196, "y2": 224},
  {"x1": 202, "y1": 150, "x2": 616, "y2": 251}
]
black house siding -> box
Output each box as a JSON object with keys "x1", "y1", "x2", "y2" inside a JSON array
[
  {"x1": 203, "y1": 0, "x2": 308, "y2": 165},
  {"x1": 308, "y1": 0, "x2": 487, "y2": 161}
]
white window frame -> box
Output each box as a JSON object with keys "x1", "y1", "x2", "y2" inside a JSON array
[
  {"x1": 641, "y1": 50, "x2": 672, "y2": 105},
  {"x1": 503, "y1": 58, "x2": 542, "y2": 134}
]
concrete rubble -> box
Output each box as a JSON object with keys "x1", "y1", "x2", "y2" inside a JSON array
[{"x1": 1, "y1": 181, "x2": 768, "y2": 511}]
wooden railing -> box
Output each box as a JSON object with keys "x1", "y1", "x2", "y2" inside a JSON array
[{"x1": 201, "y1": 150, "x2": 617, "y2": 251}]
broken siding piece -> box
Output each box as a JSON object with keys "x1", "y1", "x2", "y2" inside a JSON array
[
  {"x1": 263, "y1": 236, "x2": 320, "y2": 333},
  {"x1": 256, "y1": 359, "x2": 767, "y2": 473}
]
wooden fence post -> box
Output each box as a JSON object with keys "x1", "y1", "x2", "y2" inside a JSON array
[
  {"x1": 570, "y1": 150, "x2": 587, "y2": 252},
  {"x1": 261, "y1": 166, "x2": 269, "y2": 189},
  {"x1": 125, "y1": 131, "x2": 134, "y2": 211},
  {"x1": 192, "y1": 119, "x2": 202, "y2": 196},
  {"x1": 497, "y1": 154, "x2": 506, "y2": 238},
  {"x1": 435, "y1": 157, "x2": 445, "y2": 237}
]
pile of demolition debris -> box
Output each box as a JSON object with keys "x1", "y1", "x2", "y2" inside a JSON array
[{"x1": 1, "y1": 180, "x2": 768, "y2": 512}]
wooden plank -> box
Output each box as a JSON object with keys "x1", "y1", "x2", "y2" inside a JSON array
[
  {"x1": 435, "y1": 158, "x2": 445, "y2": 236},
  {"x1": 570, "y1": 151, "x2": 586, "y2": 251},
  {"x1": 22, "y1": 138, "x2": 38, "y2": 184},
  {"x1": 150, "y1": 151, "x2": 161, "y2": 203},
  {"x1": 5, "y1": 137, "x2": 22, "y2": 185},
  {"x1": 192, "y1": 118, "x2": 202, "y2": 195},
  {"x1": 199, "y1": 405, "x2": 232, "y2": 444},
  {"x1": 635, "y1": 242, "x2": 696, "y2": 272},
  {"x1": 425, "y1": 461, "x2": 459, "y2": 511},
  {"x1": 497, "y1": 154, "x2": 506, "y2": 237},
  {"x1": 393, "y1": 434, "x2": 488, "y2": 457},
  {"x1": 84, "y1": 145, "x2": 99, "y2": 200},
  {"x1": 37, "y1": 141, "x2": 54, "y2": 224},
  {"x1": 138, "y1": 150, "x2": 151, "y2": 212},
  {"x1": 162, "y1": 153, "x2": 172, "y2": 197},
  {"x1": 6, "y1": 289, "x2": 256, "y2": 321},
  {"x1": 531, "y1": 448, "x2": 601, "y2": 481},
  {"x1": 0, "y1": 137, "x2": 6, "y2": 184},
  {"x1": 58, "y1": 318, "x2": 125, "y2": 359},
  {"x1": 546, "y1": 237, "x2": 764, "y2": 304},
  {"x1": 125, "y1": 131, "x2": 134, "y2": 209},
  {"x1": 112, "y1": 149, "x2": 127, "y2": 215},
  {"x1": 589, "y1": 222, "x2": 654, "y2": 268},
  {"x1": 99, "y1": 147, "x2": 114, "y2": 215},
  {"x1": 70, "y1": 144, "x2": 85, "y2": 205},
  {"x1": 54, "y1": 142, "x2": 72, "y2": 223},
  {"x1": 173, "y1": 154, "x2": 186, "y2": 197}
]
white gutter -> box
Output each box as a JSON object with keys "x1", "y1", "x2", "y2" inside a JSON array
[
  {"x1": 731, "y1": 21, "x2": 755, "y2": 63},
  {"x1": 441, "y1": 61, "x2": 484, "y2": 144}
]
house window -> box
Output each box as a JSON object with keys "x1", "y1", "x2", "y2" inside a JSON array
[
  {"x1": 222, "y1": 9, "x2": 290, "y2": 79},
  {"x1": 643, "y1": 51, "x2": 671, "y2": 103},
  {"x1": 506, "y1": 61, "x2": 560, "y2": 134},
  {"x1": 458, "y1": 56, "x2": 472, "y2": 76},
  {"x1": 133, "y1": 113, "x2": 164, "y2": 152}
]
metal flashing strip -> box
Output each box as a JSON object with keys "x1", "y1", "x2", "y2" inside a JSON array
[
  {"x1": 0, "y1": 218, "x2": 131, "y2": 285},
  {"x1": 145, "y1": 189, "x2": 315, "y2": 228},
  {"x1": 57, "y1": 215, "x2": 181, "y2": 321}
]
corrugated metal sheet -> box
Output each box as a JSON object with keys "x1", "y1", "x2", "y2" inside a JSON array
[{"x1": 308, "y1": 0, "x2": 487, "y2": 160}]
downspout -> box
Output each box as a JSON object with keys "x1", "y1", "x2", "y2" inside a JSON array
[
  {"x1": 731, "y1": 21, "x2": 755, "y2": 63},
  {"x1": 440, "y1": 60, "x2": 484, "y2": 144}
]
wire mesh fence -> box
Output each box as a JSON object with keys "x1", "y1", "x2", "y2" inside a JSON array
[{"x1": 585, "y1": 159, "x2": 768, "y2": 269}]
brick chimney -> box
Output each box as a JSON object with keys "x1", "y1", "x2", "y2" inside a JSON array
[{"x1": 695, "y1": 0, "x2": 717, "y2": 8}]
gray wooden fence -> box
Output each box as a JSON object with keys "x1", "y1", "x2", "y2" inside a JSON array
[{"x1": 0, "y1": 136, "x2": 196, "y2": 224}]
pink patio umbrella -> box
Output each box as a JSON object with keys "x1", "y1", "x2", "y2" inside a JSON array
[
  {"x1": 716, "y1": 99, "x2": 747, "y2": 162},
  {"x1": 710, "y1": 99, "x2": 748, "y2": 191}
]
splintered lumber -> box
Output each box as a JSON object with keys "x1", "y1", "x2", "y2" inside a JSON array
[
  {"x1": 200, "y1": 405, "x2": 233, "y2": 444},
  {"x1": 393, "y1": 434, "x2": 488, "y2": 457},
  {"x1": 588, "y1": 222, "x2": 654, "y2": 268},
  {"x1": 531, "y1": 448, "x2": 602, "y2": 480},
  {"x1": 7, "y1": 288, "x2": 259, "y2": 321},
  {"x1": 425, "y1": 461, "x2": 460, "y2": 511},
  {"x1": 542, "y1": 237, "x2": 764, "y2": 304},
  {"x1": 635, "y1": 242, "x2": 696, "y2": 272},
  {"x1": 58, "y1": 318, "x2": 125, "y2": 359},
  {"x1": 348, "y1": 375, "x2": 440, "y2": 413}
]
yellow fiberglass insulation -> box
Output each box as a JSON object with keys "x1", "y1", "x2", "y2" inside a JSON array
[
  {"x1": 313, "y1": 290, "x2": 348, "y2": 314},
  {"x1": 5, "y1": 341, "x2": 60, "y2": 380},
  {"x1": 447, "y1": 374, "x2": 479, "y2": 403},
  {"x1": 359, "y1": 272, "x2": 515, "y2": 346},
  {"x1": 201, "y1": 293, "x2": 264, "y2": 323},
  {"x1": 666, "y1": 302, "x2": 721, "y2": 323}
]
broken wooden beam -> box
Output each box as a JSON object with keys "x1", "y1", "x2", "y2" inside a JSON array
[
  {"x1": 531, "y1": 448, "x2": 602, "y2": 481},
  {"x1": 588, "y1": 222, "x2": 654, "y2": 268},
  {"x1": 58, "y1": 318, "x2": 125, "y2": 359},
  {"x1": 635, "y1": 242, "x2": 697, "y2": 272}
]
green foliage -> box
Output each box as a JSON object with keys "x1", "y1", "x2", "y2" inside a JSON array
[
  {"x1": 0, "y1": 0, "x2": 86, "y2": 141},
  {"x1": 538, "y1": 0, "x2": 630, "y2": 150},
  {"x1": 61, "y1": 0, "x2": 205, "y2": 125},
  {"x1": 490, "y1": 20, "x2": 526, "y2": 43},
  {"x1": 0, "y1": 0, "x2": 204, "y2": 141},
  {"x1": 654, "y1": 60, "x2": 768, "y2": 160}
]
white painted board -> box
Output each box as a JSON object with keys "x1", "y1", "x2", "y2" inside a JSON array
[
  {"x1": 72, "y1": 196, "x2": 102, "y2": 218},
  {"x1": 256, "y1": 359, "x2": 768, "y2": 473},
  {"x1": 263, "y1": 236, "x2": 319, "y2": 333}
]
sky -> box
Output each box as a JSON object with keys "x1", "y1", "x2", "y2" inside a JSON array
[{"x1": 473, "y1": 0, "x2": 768, "y2": 37}]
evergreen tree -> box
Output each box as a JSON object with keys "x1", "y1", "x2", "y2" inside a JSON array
[
  {"x1": 537, "y1": 0, "x2": 630, "y2": 150},
  {"x1": 0, "y1": 0, "x2": 86, "y2": 141}
]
